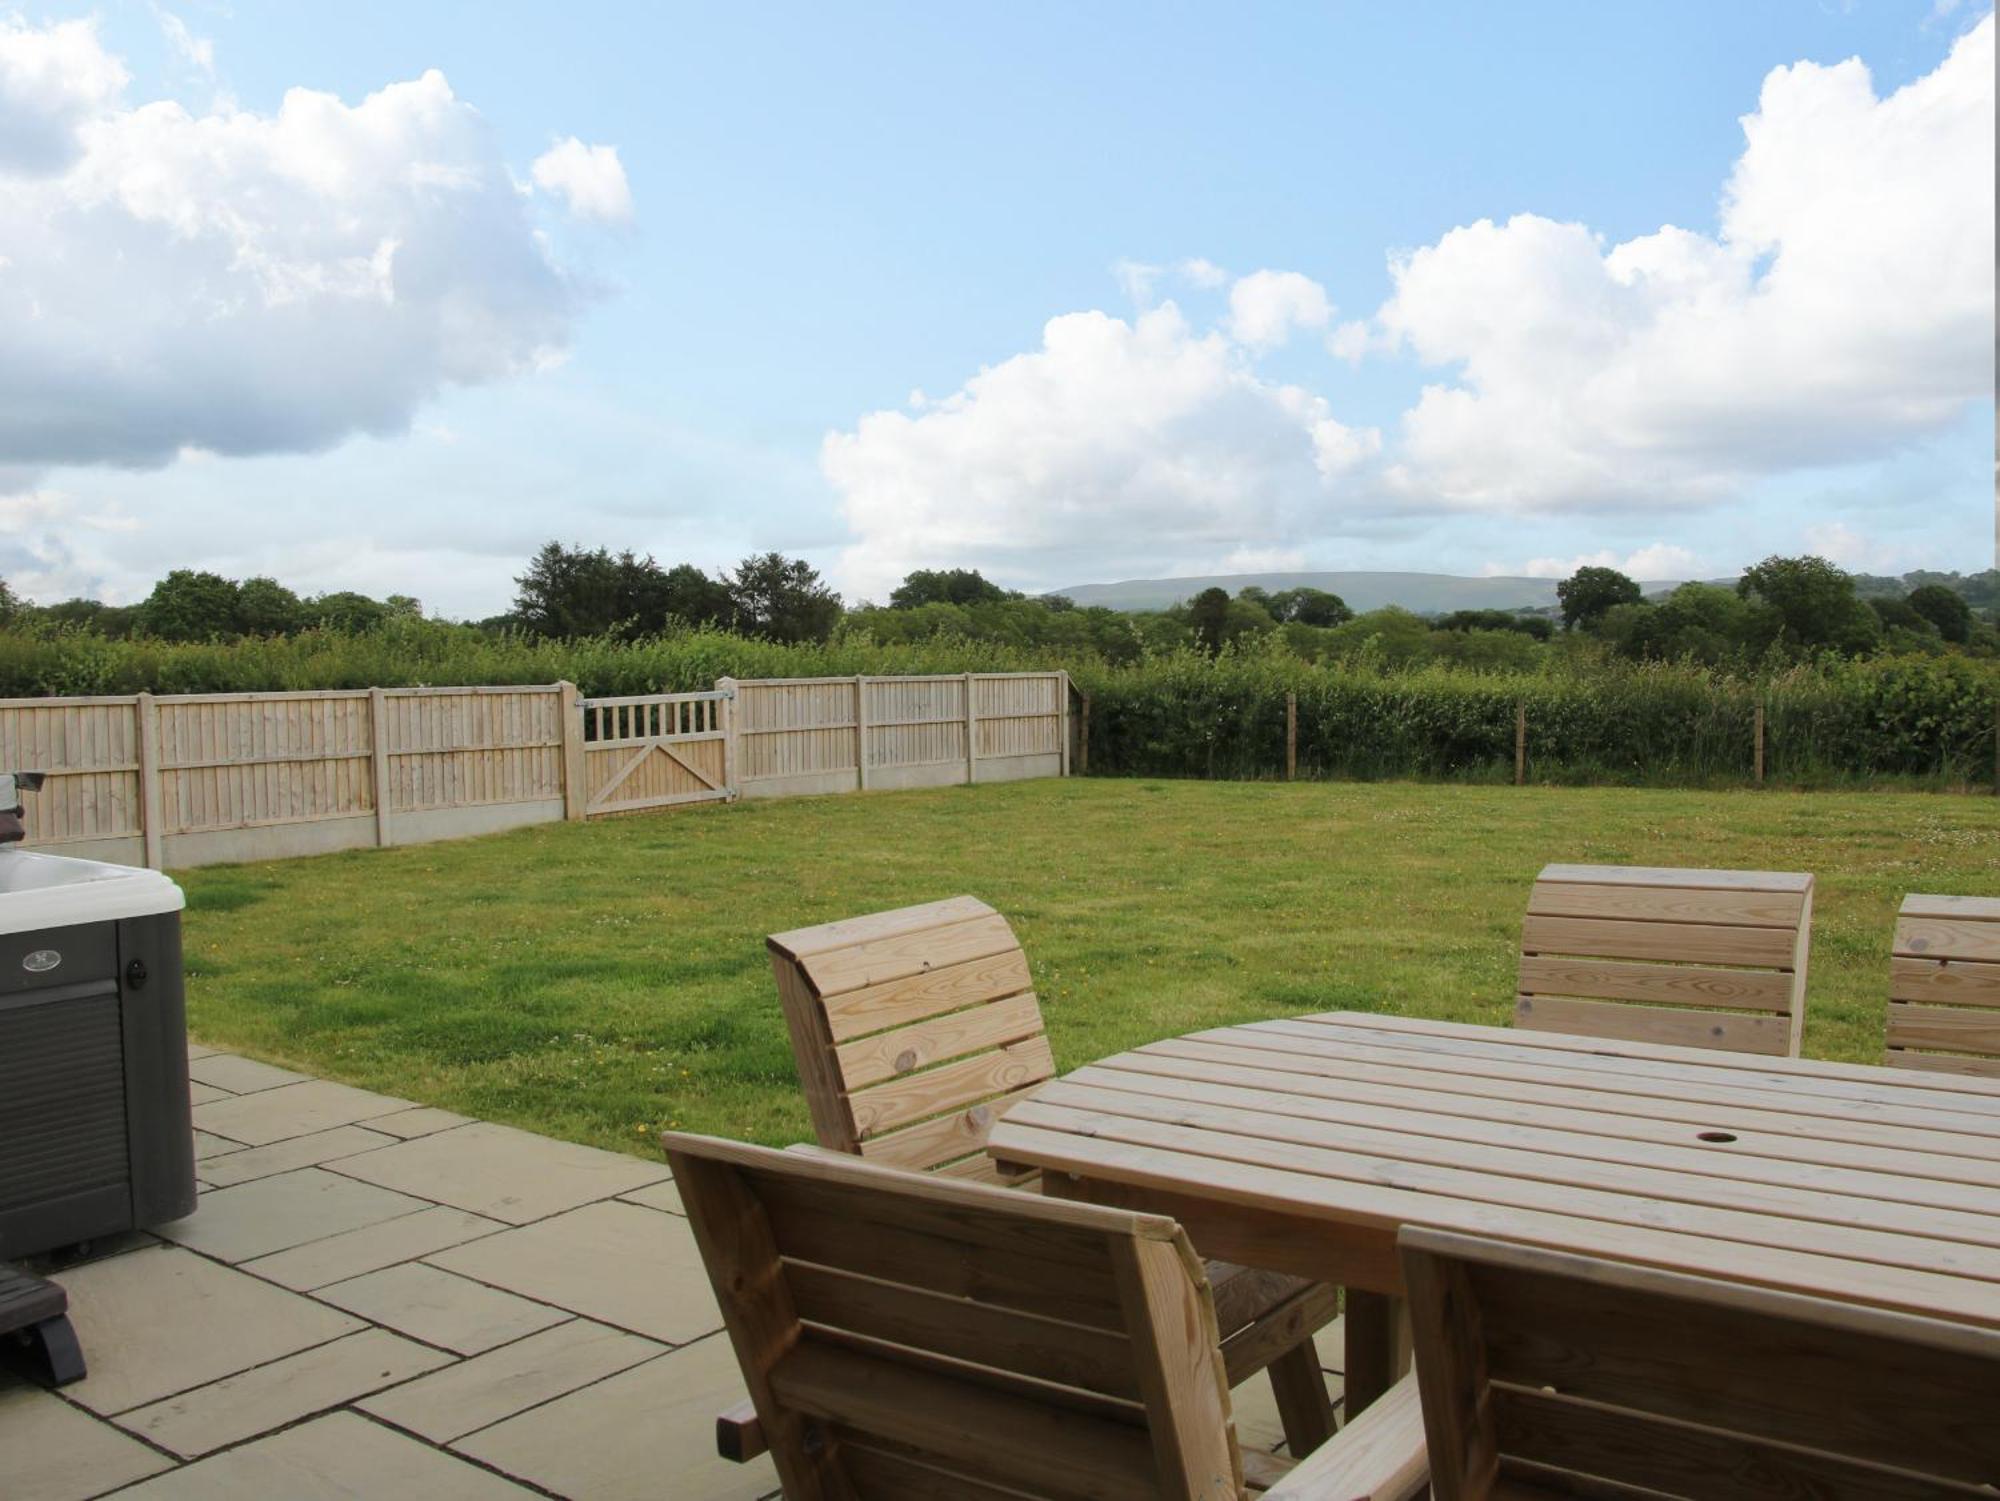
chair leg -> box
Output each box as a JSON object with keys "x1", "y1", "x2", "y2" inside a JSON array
[
  {"x1": 17, "y1": 1314, "x2": 86, "y2": 1387},
  {"x1": 1266, "y1": 1341, "x2": 1336, "y2": 1455},
  {"x1": 1343, "y1": 1291, "x2": 1410, "y2": 1420}
]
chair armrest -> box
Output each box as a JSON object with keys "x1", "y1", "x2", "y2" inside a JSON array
[
  {"x1": 715, "y1": 1398, "x2": 766, "y2": 1462},
  {"x1": 1259, "y1": 1371, "x2": 1427, "y2": 1501},
  {"x1": 782, "y1": 1142, "x2": 857, "y2": 1163}
]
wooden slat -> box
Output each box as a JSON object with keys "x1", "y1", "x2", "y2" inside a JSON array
[
  {"x1": 1514, "y1": 995, "x2": 1791, "y2": 1054},
  {"x1": 1537, "y1": 864, "x2": 1812, "y2": 893},
  {"x1": 1517, "y1": 956, "x2": 1792, "y2": 1012},
  {"x1": 840, "y1": 1440, "x2": 1074, "y2": 1501},
  {"x1": 934, "y1": 1154, "x2": 1041, "y2": 1189},
  {"x1": 769, "y1": 896, "x2": 997, "y2": 961},
  {"x1": 1886, "y1": 1050, "x2": 2000, "y2": 1079},
  {"x1": 1262, "y1": 1370, "x2": 1429, "y2": 1501},
  {"x1": 1529, "y1": 881, "x2": 1804, "y2": 928},
  {"x1": 1001, "y1": 1098, "x2": 2000, "y2": 1284},
  {"x1": 1213, "y1": 1020, "x2": 2000, "y2": 1144},
  {"x1": 1316, "y1": 1009, "x2": 2000, "y2": 1104},
  {"x1": 800, "y1": 913, "x2": 1023, "y2": 999},
  {"x1": 849, "y1": 1037, "x2": 1055, "y2": 1139},
  {"x1": 823, "y1": 948, "x2": 1035, "y2": 1044},
  {"x1": 858, "y1": 1083, "x2": 1045, "y2": 1173},
  {"x1": 1889, "y1": 955, "x2": 2000, "y2": 1006},
  {"x1": 1098, "y1": 1046, "x2": 2000, "y2": 1202},
  {"x1": 835, "y1": 986, "x2": 1042, "y2": 1083},
  {"x1": 1896, "y1": 915, "x2": 2000, "y2": 963},
  {"x1": 987, "y1": 1120, "x2": 2000, "y2": 1328},
  {"x1": 771, "y1": 1341, "x2": 1159, "y2": 1501},
  {"x1": 1521, "y1": 914, "x2": 1797, "y2": 969},
  {"x1": 1901, "y1": 892, "x2": 2000, "y2": 922},
  {"x1": 786, "y1": 1260, "x2": 1141, "y2": 1399},
  {"x1": 1887, "y1": 1002, "x2": 2000, "y2": 1059},
  {"x1": 1491, "y1": 1386, "x2": 1991, "y2": 1500},
  {"x1": 1108, "y1": 1234, "x2": 1239, "y2": 1500},
  {"x1": 1041, "y1": 1074, "x2": 2000, "y2": 1249}
]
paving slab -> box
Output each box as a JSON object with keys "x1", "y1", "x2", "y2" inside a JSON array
[
  {"x1": 157, "y1": 1167, "x2": 430, "y2": 1263},
  {"x1": 328, "y1": 1120, "x2": 670, "y2": 1224},
  {"x1": 617, "y1": 1177, "x2": 683, "y2": 1215},
  {"x1": 184, "y1": 1042, "x2": 218, "y2": 1060},
  {"x1": 0, "y1": 1378, "x2": 171, "y2": 1500},
  {"x1": 455, "y1": 1335, "x2": 778, "y2": 1501},
  {"x1": 369, "y1": 1105, "x2": 475, "y2": 1139},
  {"x1": 56, "y1": 1244, "x2": 362, "y2": 1415},
  {"x1": 115, "y1": 1327, "x2": 452, "y2": 1458},
  {"x1": 428, "y1": 1200, "x2": 719, "y2": 1345},
  {"x1": 196, "y1": 1124, "x2": 399, "y2": 1189},
  {"x1": 189, "y1": 1053, "x2": 313, "y2": 1095},
  {"x1": 192, "y1": 1129, "x2": 243, "y2": 1160},
  {"x1": 117, "y1": 1410, "x2": 540, "y2": 1499},
  {"x1": 358, "y1": 1318, "x2": 663, "y2": 1444},
  {"x1": 187, "y1": 1080, "x2": 228, "y2": 1106},
  {"x1": 316, "y1": 1262, "x2": 569, "y2": 1355},
  {"x1": 193, "y1": 1077, "x2": 415, "y2": 1146},
  {"x1": 245, "y1": 1204, "x2": 509, "y2": 1291}
]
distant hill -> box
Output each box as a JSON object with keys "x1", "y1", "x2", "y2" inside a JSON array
[{"x1": 1052, "y1": 570, "x2": 1688, "y2": 614}]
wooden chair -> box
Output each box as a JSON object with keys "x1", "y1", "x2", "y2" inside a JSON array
[
  {"x1": 665, "y1": 1132, "x2": 1429, "y2": 1501},
  {"x1": 1515, "y1": 863, "x2": 1813, "y2": 1055},
  {"x1": 1399, "y1": 1225, "x2": 2000, "y2": 1498},
  {"x1": 766, "y1": 896, "x2": 1342, "y2": 1452},
  {"x1": 1886, "y1": 892, "x2": 2000, "y2": 1076}
]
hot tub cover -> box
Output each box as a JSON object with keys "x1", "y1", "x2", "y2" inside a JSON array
[{"x1": 0, "y1": 851, "x2": 185, "y2": 936}]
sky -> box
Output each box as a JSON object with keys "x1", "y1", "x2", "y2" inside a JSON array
[{"x1": 0, "y1": 1, "x2": 1992, "y2": 618}]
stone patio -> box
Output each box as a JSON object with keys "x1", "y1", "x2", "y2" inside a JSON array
[{"x1": 2, "y1": 1046, "x2": 1340, "y2": 1499}]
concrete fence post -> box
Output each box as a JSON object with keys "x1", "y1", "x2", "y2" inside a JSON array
[
  {"x1": 369, "y1": 687, "x2": 393, "y2": 848},
  {"x1": 1514, "y1": 702, "x2": 1527, "y2": 786},
  {"x1": 135, "y1": 692, "x2": 164, "y2": 871}
]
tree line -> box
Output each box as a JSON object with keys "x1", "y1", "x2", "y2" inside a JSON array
[{"x1": 1, "y1": 540, "x2": 1993, "y2": 674}]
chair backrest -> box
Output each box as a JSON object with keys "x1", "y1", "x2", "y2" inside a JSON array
[
  {"x1": 1886, "y1": 892, "x2": 2000, "y2": 1077},
  {"x1": 767, "y1": 896, "x2": 1054, "y2": 1183},
  {"x1": 1515, "y1": 864, "x2": 1813, "y2": 1056},
  {"x1": 1400, "y1": 1226, "x2": 2000, "y2": 1500},
  {"x1": 663, "y1": 1131, "x2": 1244, "y2": 1501}
]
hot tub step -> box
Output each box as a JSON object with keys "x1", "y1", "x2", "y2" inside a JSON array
[{"x1": 0, "y1": 1262, "x2": 85, "y2": 1386}]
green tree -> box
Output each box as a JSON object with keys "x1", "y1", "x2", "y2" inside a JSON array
[
  {"x1": 1268, "y1": 587, "x2": 1353, "y2": 627},
  {"x1": 726, "y1": 553, "x2": 843, "y2": 643},
  {"x1": 236, "y1": 577, "x2": 306, "y2": 636},
  {"x1": 307, "y1": 591, "x2": 390, "y2": 633},
  {"x1": 660, "y1": 563, "x2": 734, "y2": 629},
  {"x1": 1736, "y1": 555, "x2": 1881, "y2": 656},
  {"x1": 136, "y1": 570, "x2": 243, "y2": 641},
  {"x1": 513, "y1": 542, "x2": 694, "y2": 638},
  {"x1": 0, "y1": 579, "x2": 19, "y2": 626},
  {"x1": 1186, "y1": 587, "x2": 1231, "y2": 654},
  {"x1": 1556, "y1": 566, "x2": 1642, "y2": 631},
  {"x1": 889, "y1": 568, "x2": 1010, "y2": 609},
  {"x1": 1906, "y1": 584, "x2": 1972, "y2": 643}
]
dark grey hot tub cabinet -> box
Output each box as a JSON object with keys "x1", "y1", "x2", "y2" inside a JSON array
[{"x1": 0, "y1": 857, "x2": 196, "y2": 1260}]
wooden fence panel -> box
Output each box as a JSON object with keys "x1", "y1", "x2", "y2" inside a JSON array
[{"x1": 0, "y1": 672, "x2": 1068, "y2": 867}]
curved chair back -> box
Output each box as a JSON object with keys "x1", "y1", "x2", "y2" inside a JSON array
[{"x1": 1887, "y1": 893, "x2": 2000, "y2": 1076}]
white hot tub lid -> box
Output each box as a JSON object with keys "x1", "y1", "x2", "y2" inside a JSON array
[{"x1": 0, "y1": 850, "x2": 185, "y2": 935}]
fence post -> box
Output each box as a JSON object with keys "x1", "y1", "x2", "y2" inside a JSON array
[
  {"x1": 1514, "y1": 702, "x2": 1527, "y2": 787},
  {"x1": 716, "y1": 678, "x2": 739, "y2": 800},
  {"x1": 1754, "y1": 703, "x2": 1766, "y2": 786},
  {"x1": 558, "y1": 681, "x2": 587, "y2": 821},
  {"x1": 135, "y1": 692, "x2": 163, "y2": 871},
  {"x1": 1077, "y1": 691, "x2": 1091, "y2": 775},
  {"x1": 1059, "y1": 673, "x2": 1072, "y2": 777},
  {"x1": 1993, "y1": 701, "x2": 1998, "y2": 797},
  {"x1": 964, "y1": 672, "x2": 979, "y2": 785},
  {"x1": 855, "y1": 675, "x2": 870, "y2": 791},
  {"x1": 369, "y1": 687, "x2": 393, "y2": 848},
  {"x1": 1286, "y1": 693, "x2": 1297, "y2": 781}
]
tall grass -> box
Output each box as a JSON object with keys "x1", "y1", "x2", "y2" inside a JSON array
[{"x1": 1, "y1": 622, "x2": 1992, "y2": 789}]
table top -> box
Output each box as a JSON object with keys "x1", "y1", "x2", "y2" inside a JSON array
[{"x1": 984, "y1": 1011, "x2": 2000, "y2": 1329}]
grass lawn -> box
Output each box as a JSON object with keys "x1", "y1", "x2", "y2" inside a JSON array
[{"x1": 180, "y1": 777, "x2": 2000, "y2": 1156}]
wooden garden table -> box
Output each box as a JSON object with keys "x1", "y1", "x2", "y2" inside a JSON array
[{"x1": 985, "y1": 1010, "x2": 2000, "y2": 1415}]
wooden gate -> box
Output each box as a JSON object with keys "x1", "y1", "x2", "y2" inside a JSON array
[{"x1": 581, "y1": 691, "x2": 734, "y2": 815}]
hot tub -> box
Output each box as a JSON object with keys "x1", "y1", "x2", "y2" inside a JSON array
[{"x1": 0, "y1": 852, "x2": 196, "y2": 1259}]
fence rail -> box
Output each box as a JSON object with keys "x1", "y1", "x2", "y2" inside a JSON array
[{"x1": 0, "y1": 671, "x2": 1071, "y2": 869}]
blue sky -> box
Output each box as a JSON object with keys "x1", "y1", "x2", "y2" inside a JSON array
[{"x1": 0, "y1": 1, "x2": 1992, "y2": 615}]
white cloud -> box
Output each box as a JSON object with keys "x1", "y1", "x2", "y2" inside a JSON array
[
  {"x1": 1482, "y1": 544, "x2": 1701, "y2": 580},
  {"x1": 530, "y1": 136, "x2": 633, "y2": 224},
  {"x1": 155, "y1": 9, "x2": 214, "y2": 76},
  {"x1": 1800, "y1": 521, "x2": 1939, "y2": 575},
  {"x1": 1226, "y1": 269, "x2": 1333, "y2": 349},
  {"x1": 0, "y1": 16, "x2": 127, "y2": 173},
  {"x1": 1366, "y1": 15, "x2": 1994, "y2": 513},
  {"x1": 823, "y1": 303, "x2": 1379, "y2": 598},
  {"x1": 0, "y1": 19, "x2": 611, "y2": 477}
]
